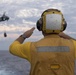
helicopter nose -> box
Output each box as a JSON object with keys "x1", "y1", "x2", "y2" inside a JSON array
[{"x1": 6, "y1": 17, "x2": 9, "y2": 20}]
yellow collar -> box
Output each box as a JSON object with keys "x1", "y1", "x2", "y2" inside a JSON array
[{"x1": 44, "y1": 34, "x2": 60, "y2": 38}]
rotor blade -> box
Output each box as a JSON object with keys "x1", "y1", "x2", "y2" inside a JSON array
[{"x1": 3, "y1": 12, "x2": 6, "y2": 16}]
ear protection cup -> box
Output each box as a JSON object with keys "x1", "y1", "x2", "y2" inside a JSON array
[
  {"x1": 62, "y1": 20, "x2": 67, "y2": 31},
  {"x1": 36, "y1": 18, "x2": 43, "y2": 31}
]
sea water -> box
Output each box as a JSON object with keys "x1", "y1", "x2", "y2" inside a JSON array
[{"x1": 0, "y1": 51, "x2": 30, "y2": 75}]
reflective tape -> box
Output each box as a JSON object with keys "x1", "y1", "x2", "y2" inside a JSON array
[
  {"x1": 46, "y1": 14, "x2": 62, "y2": 30},
  {"x1": 50, "y1": 64, "x2": 60, "y2": 69},
  {"x1": 37, "y1": 46, "x2": 70, "y2": 52}
]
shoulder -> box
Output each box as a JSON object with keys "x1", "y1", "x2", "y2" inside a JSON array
[{"x1": 72, "y1": 40, "x2": 76, "y2": 45}]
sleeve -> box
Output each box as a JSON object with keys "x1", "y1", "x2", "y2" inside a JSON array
[
  {"x1": 72, "y1": 40, "x2": 76, "y2": 58},
  {"x1": 9, "y1": 41, "x2": 31, "y2": 62}
]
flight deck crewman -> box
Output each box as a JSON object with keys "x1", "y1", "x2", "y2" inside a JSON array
[{"x1": 9, "y1": 9, "x2": 76, "y2": 75}]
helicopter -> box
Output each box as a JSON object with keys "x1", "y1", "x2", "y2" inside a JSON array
[
  {"x1": 0, "y1": 12, "x2": 9, "y2": 22},
  {"x1": 0, "y1": 12, "x2": 9, "y2": 37}
]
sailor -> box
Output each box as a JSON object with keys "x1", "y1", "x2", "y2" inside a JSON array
[{"x1": 9, "y1": 9, "x2": 76, "y2": 75}]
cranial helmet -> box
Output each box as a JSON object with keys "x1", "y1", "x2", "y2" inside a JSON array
[{"x1": 36, "y1": 9, "x2": 67, "y2": 33}]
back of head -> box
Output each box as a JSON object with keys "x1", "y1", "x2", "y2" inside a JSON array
[{"x1": 36, "y1": 9, "x2": 67, "y2": 34}]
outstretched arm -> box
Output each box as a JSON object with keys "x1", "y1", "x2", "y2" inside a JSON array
[
  {"x1": 9, "y1": 27, "x2": 35, "y2": 61},
  {"x1": 59, "y1": 32, "x2": 76, "y2": 40}
]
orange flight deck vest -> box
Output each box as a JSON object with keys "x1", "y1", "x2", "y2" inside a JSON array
[{"x1": 30, "y1": 35, "x2": 75, "y2": 75}]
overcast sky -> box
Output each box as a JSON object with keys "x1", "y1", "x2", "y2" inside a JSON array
[{"x1": 0, "y1": 0, "x2": 76, "y2": 50}]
